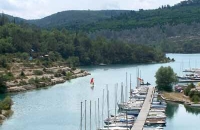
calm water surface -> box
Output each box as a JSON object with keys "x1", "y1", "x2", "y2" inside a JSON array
[{"x1": 1, "y1": 54, "x2": 200, "y2": 130}]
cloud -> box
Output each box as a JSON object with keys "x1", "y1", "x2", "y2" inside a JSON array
[
  {"x1": 0, "y1": 0, "x2": 184, "y2": 19},
  {"x1": 102, "y1": 1, "x2": 121, "y2": 10}
]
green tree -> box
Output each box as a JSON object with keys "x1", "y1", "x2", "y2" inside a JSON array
[
  {"x1": 155, "y1": 66, "x2": 177, "y2": 92},
  {"x1": 0, "y1": 75, "x2": 7, "y2": 93}
]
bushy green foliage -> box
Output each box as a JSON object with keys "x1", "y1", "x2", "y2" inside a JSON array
[
  {"x1": 28, "y1": 77, "x2": 51, "y2": 87},
  {"x1": 2, "y1": 72, "x2": 14, "y2": 81},
  {"x1": 0, "y1": 73, "x2": 14, "y2": 93},
  {"x1": 0, "y1": 56, "x2": 8, "y2": 68},
  {"x1": 184, "y1": 83, "x2": 195, "y2": 96},
  {"x1": 0, "y1": 76, "x2": 7, "y2": 94},
  {"x1": 65, "y1": 72, "x2": 72, "y2": 80},
  {"x1": 0, "y1": 96, "x2": 12, "y2": 110},
  {"x1": 0, "y1": 23, "x2": 166, "y2": 66},
  {"x1": 191, "y1": 95, "x2": 200, "y2": 103},
  {"x1": 20, "y1": 71, "x2": 25, "y2": 77},
  {"x1": 155, "y1": 66, "x2": 177, "y2": 92},
  {"x1": 184, "y1": 83, "x2": 200, "y2": 103},
  {"x1": 3, "y1": 1, "x2": 200, "y2": 55}
]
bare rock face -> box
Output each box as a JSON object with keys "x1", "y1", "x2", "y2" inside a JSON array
[
  {"x1": 1, "y1": 110, "x2": 7, "y2": 116},
  {"x1": 7, "y1": 86, "x2": 26, "y2": 92},
  {"x1": 23, "y1": 85, "x2": 36, "y2": 90},
  {"x1": 0, "y1": 115, "x2": 6, "y2": 120}
]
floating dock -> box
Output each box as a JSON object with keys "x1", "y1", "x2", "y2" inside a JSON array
[{"x1": 131, "y1": 87, "x2": 155, "y2": 130}]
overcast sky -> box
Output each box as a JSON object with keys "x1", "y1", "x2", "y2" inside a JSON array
[{"x1": 0, "y1": 0, "x2": 184, "y2": 19}]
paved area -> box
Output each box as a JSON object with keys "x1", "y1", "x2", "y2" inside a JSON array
[{"x1": 131, "y1": 87, "x2": 154, "y2": 130}]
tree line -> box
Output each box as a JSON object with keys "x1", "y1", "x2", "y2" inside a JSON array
[{"x1": 0, "y1": 21, "x2": 168, "y2": 67}]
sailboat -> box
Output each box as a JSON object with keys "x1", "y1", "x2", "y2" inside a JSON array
[{"x1": 90, "y1": 78, "x2": 94, "y2": 87}]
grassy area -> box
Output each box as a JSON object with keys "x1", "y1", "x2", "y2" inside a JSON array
[{"x1": 162, "y1": 92, "x2": 190, "y2": 103}]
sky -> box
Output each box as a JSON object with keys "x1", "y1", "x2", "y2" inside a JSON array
[{"x1": 0, "y1": 0, "x2": 184, "y2": 19}]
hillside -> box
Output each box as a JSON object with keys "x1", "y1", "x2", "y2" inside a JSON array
[
  {"x1": 82, "y1": 1, "x2": 200, "y2": 31},
  {"x1": 2, "y1": 0, "x2": 200, "y2": 53},
  {"x1": 22, "y1": 0, "x2": 200, "y2": 31},
  {"x1": 28, "y1": 10, "x2": 129, "y2": 29}
]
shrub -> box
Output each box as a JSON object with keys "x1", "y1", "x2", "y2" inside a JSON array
[
  {"x1": 66, "y1": 72, "x2": 72, "y2": 80},
  {"x1": 54, "y1": 73, "x2": 62, "y2": 77},
  {"x1": 184, "y1": 83, "x2": 196, "y2": 96},
  {"x1": 19, "y1": 80, "x2": 27, "y2": 86},
  {"x1": 0, "y1": 96, "x2": 13, "y2": 110},
  {"x1": 191, "y1": 95, "x2": 200, "y2": 103},
  {"x1": 20, "y1": 71, "x2": 25, "y2": 77},
  {"x1": 3, "y1": 72, "x2": 14, "y2": 81},
  {"x1": 28, "y1": 78, "x2": 35, "y2": 84},
  {"x1": 33, "y1": 70, "x2": 43, "y2": 75},
  {"x1": 0, "y1": 75, "x2": 7, "y2": 93}
]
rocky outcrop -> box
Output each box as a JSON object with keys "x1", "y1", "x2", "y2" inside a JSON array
[
  {"x1": 7, "y1": 86, "x2": 26, "y2": 92},
  {"x1": 0, "y1": 110, "x2": 13, "y2": 124},
  {"x1": 7, "y1": 70, "x2": 90, "y2": 93}
]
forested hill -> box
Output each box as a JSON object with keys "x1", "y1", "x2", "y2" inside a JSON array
[
  {"x1": 2, "y1": 0, "x2": 200, "y2": 54},
  {"x1": 82, "y1": 0, "x2": 200, "y2": 31},
  {"x1": 22, "y1": 0, "x2": 200, "y2": 30},
  {"x1": 0, "y1": 22, "x2": 168, "y2": 67},
  {"x1": 28, "y1": 10, "x2": 129, "y2": 29}
]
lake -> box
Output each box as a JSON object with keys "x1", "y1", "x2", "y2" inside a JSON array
[{"x1": 0, "y1": 54, "x2": 200, "y2": 130}]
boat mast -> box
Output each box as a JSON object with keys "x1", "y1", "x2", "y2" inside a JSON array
[
  {"x1": 136, "y1": 68, "x2": 139, "y2": 88},
  {"x1": 95, "y1": 101, "x2": 97, "y2": 129},
  {"x1": 81, "y1": 102, "x2": 83, "y2": 130},
  {"x1": 125, "y1": 72, "x2": 127, "y2": 102},
  {"x1": 189, "y1": 59, "x2": 191, "y2": 70},
  {"x1": 121, "y1": 83, "x2": 124, "y2": 104},
  {"x1": 90, "y1": 100, "x2": 91, "y2": 130},
  {"x1": 102, "y1": 89, "x2": 104, "y2": 127},
  {"x1": 130, "y1": 74, "x2": 132, "y2": 98},
  {"x1": 85, "y1": 100, "x2": 87, "y2": 130},
  {"x1": 126, "y1": 110, "x2": 128, "y2": 129},
  {"x1": 98, "y1": 98, "x2": 100, "y2": 129},
  {"x1": 115, "y1": 84, "x2": 118, "y2": 124},
  {"x1": 107, "y1": 85, "x2": 110, "y2": 130},
  {"x1": 140, "y1": 70, "x2": 141, "y2": 87}
]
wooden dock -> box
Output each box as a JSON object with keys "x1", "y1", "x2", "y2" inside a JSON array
[{"x1": 131, "y1": 87, "x2": 155, "y2": 130}]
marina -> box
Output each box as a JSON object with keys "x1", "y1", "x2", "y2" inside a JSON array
[
  {"x1": 98, "y1": 83, "x2": 167, "y2": 130},
  {"x1": 1, "y1": 54, "x2": 200, "y2": 130}
]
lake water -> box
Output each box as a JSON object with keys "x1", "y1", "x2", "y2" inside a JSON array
[{"x1": 0, "y1": 54, "x2": 200, "y2": 130}]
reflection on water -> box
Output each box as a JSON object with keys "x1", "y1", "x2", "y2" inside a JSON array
[
  {"x1": 184, "y1": 105, "x2": 200, "y2": 115},
  {"x1": 165, "y1": 102, "x2": 200, "y2": 130},
  {"x1": 165, "y1": 102, "x2": 179, "y2": 119}
]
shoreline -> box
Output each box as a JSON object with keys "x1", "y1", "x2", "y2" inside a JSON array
[
  {"x1": 6, "y1": 67, "x2": 91, "y2": 93},
  {"x1": 160, "y1": 92, "x2": 200, "y2": 107},
  {"x1": 0, "y1": 110, "x2": 13, "y2": 125},
  {"x1": 0, "y1": 67, "x2": 90, "y2": 124},
  {"x1": 160, "y1": 92, "x2": 190, "y2": 104}
]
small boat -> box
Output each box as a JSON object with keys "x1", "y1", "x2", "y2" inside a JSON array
[
  {"x1": 98, "y1": 127, "x2": 130, "y2": 130},
  {"x1": 152, "y1": 101, "x2": 167, "y2": 106},
  {"x1": 90, "y1": 78, "x2": 94, "y2": 86},
  {"x1": 188, "y1": 103, "x2": 200, "y2": 107},
  {"x1": 104, "y1": 122, "x2": 133, "y2": 128},
  {"x1": 151, "y1": 104, "x2": 167, "y2": 109},
  {"x1": 105, "y1": 113, "x2": 135, "y2": 125},
  {"x1": 150, "y1": 109, "x2": 165, "y2": 112},
  {"x1": 99, "y1": 63, "x2": 107, "y2": 66},
  {"x1": 143, "y1": 126, "x2": 164, "y2": 130},
  {"x1": 140, "y1": 82, "x2": 151, "y2": 86}
]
